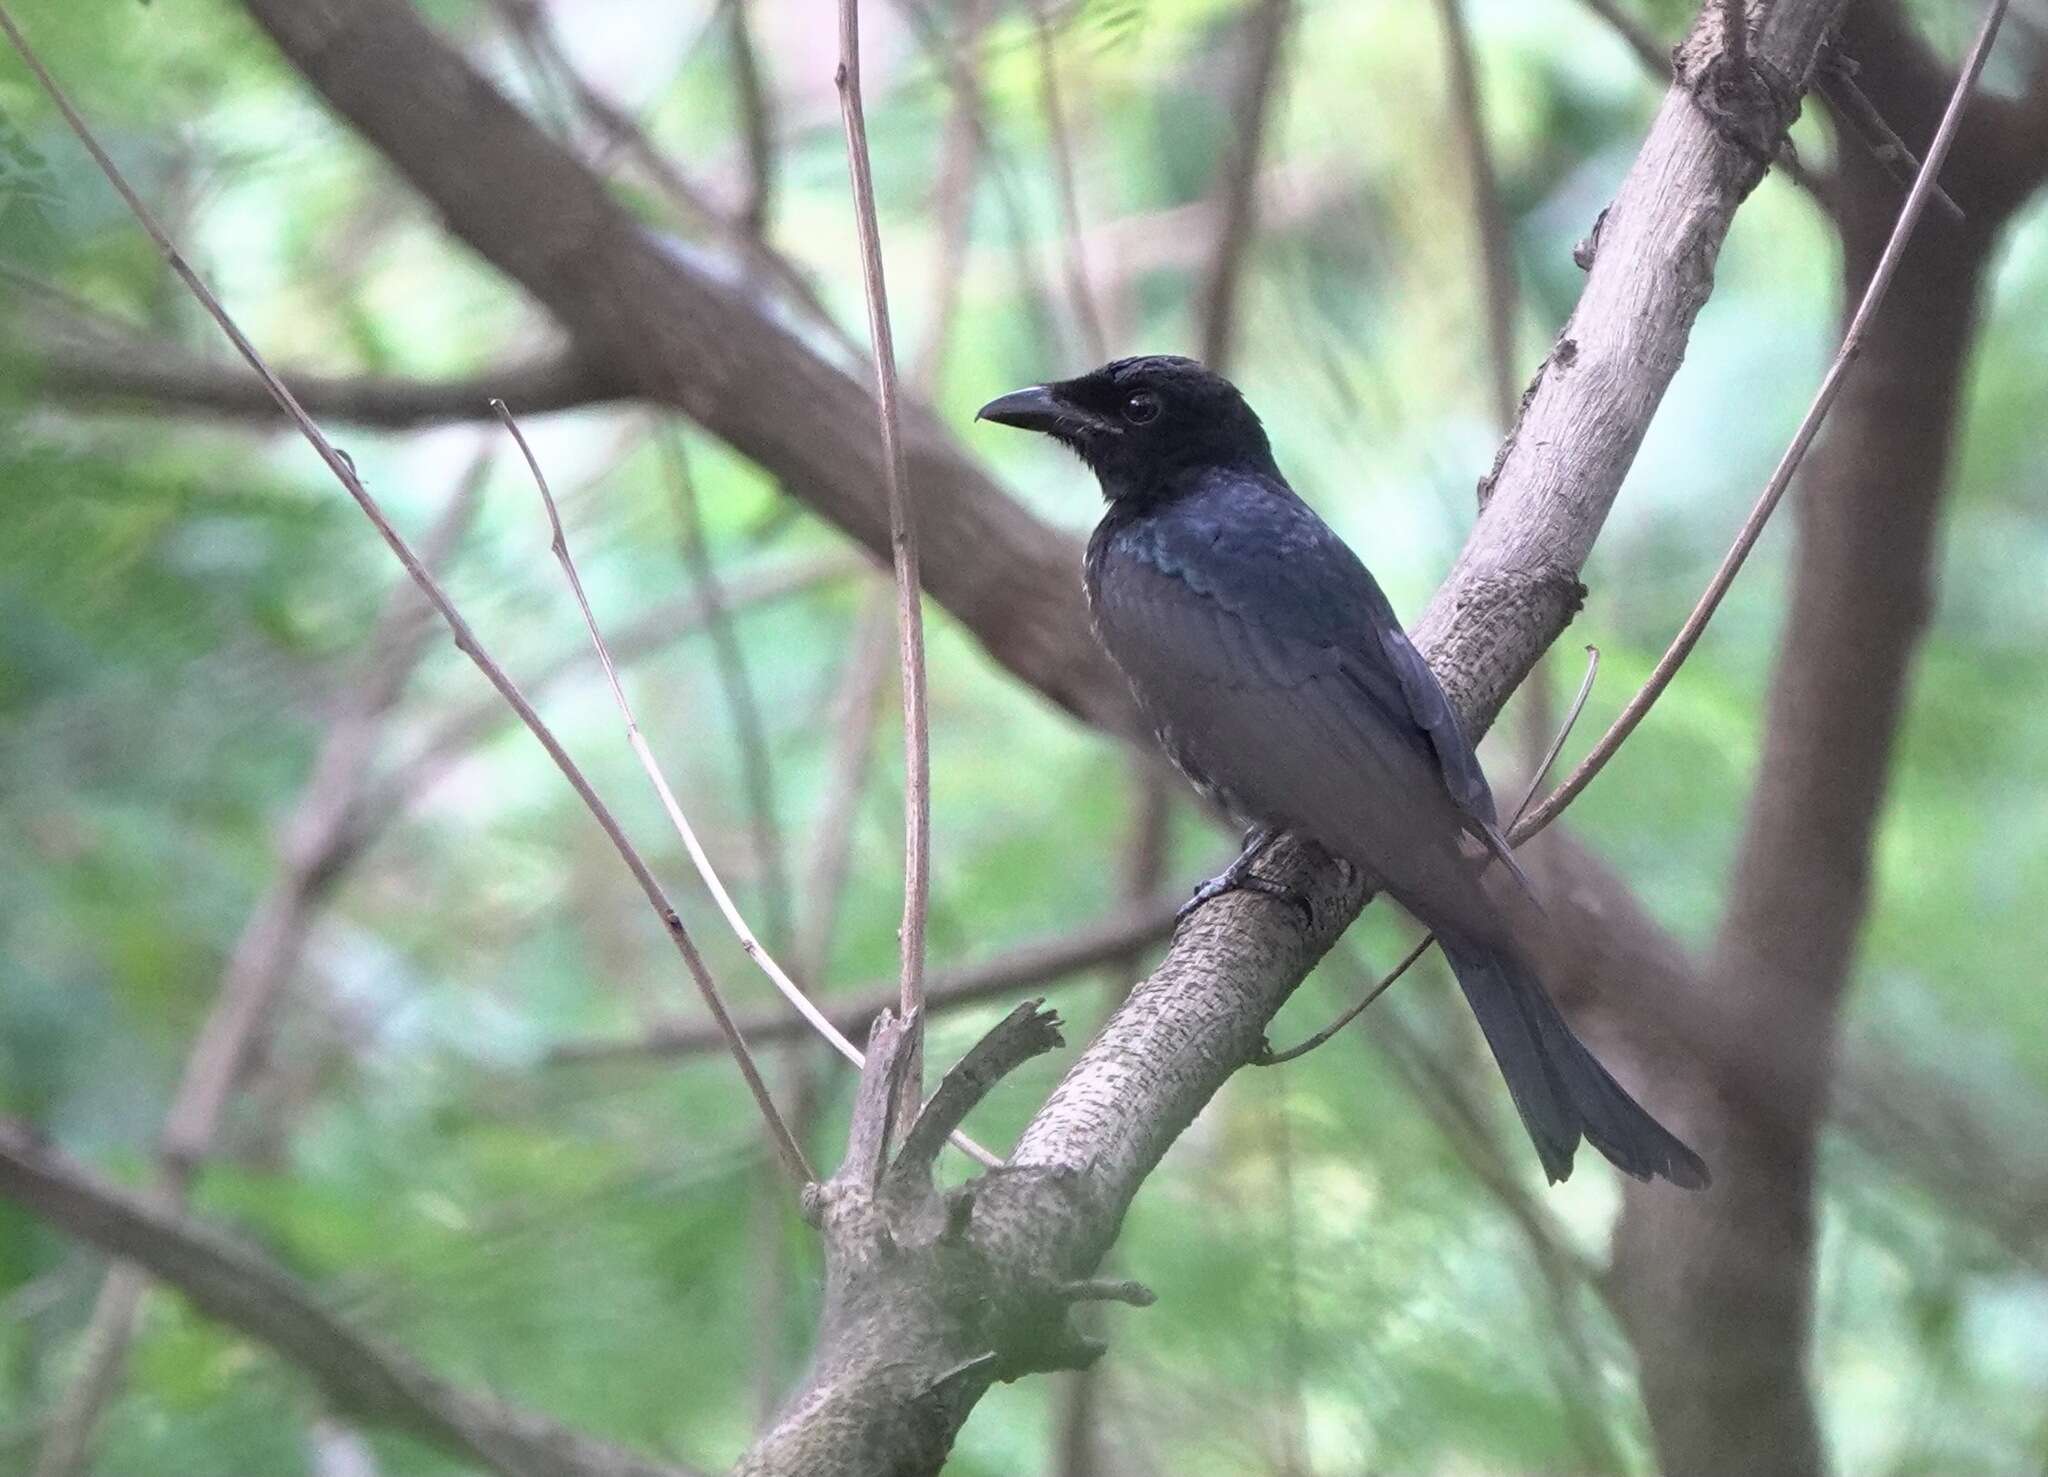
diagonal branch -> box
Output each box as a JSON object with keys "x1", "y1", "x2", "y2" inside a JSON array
[
  {"x1": 0, "y1": 0, "x2": 816, "y2": 1227},
  {"x1": 1512, "y1": 0, "x2": 2008, "y2": 844},
  {"x1": 32, "y1": 457, "x2": 488, "y2": 1477},
  {"x1": 494, "y1": 403, "x2": 814, "y2": 1186},
  {"x1": 0, "y1": 1123, "x2": 699, "y2": 1477}
]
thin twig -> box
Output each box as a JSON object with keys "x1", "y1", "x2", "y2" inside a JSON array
[
  {"x1": 1511, "y1": 0, "x2": 2009, "y2": 845},
  {"x1": 911, "y1": 0, "x2": 992, "y2": 392},
  {"x1": 0, "y1": 2, "x2": 819, "y2": 1192},
  {"x1": 836, "y1": 0, "x2": 937, "y2": 1079},
  {"x1": 1030, "y1": 0, "x2": 1110, "y2": 361},
  {"x1": 355, "y1": 551, "x2": 860, "y2": 849},
  {"x1": 496, "y1": 0, "x2": 859, "y2": 361},
  {"x1": 1199, "y1": 0, "x2": 1292, "y2": 372},
  {"x1": 1815, "y1": 46, "x2": 1966, "y2": 220},
  {"x1": 1719, "y1": 0, "x2": 1749, "y2": 76},
  {"x1": 1578, "y1": 0, "x2": 1672, "y2": 81},
  {"x1": 1256, "y1": 648, "x2": 1599, "y2": 1066},
  {"x1": 728, "y1": 0, "x2": 776, "y2": 242},
  {"x1": 489, "y1": 402, "x2": 819, "y2": 1183},
  {"x1": 1430, "y1": 0, "x2": 1518, "y2": 429},
  {"x1": 665, "y1": 432, "x2": 794, "y2": 953},
  {"x1": 544, "y1": 894, "x2": 1182, "y2": 1065}
]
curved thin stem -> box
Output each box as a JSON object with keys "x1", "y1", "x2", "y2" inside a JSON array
[{"x1": 1511, "y1": 0, "x2": 2009, "y2": 846}]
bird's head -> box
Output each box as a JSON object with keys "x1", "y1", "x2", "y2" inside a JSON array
[{"x1": 976, "y1": 355, "x2": 1277, "y2": 498}]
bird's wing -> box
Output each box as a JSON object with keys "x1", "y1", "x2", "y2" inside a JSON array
[
  {"x1": 1368, "y1": 622, "x2": 1536, "y2": 898},
  {"x1": 1093, "y1": 533, "x2": 1500, "y2": 927}
]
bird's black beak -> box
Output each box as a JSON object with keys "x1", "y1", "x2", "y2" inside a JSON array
[{"x1": 975, "y1": 384, "x2": 1066, "y2": 434}]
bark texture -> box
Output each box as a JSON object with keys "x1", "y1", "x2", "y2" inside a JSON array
[{"x1": 59, "y1": 2, "x2": 2048, "y2": 1473}]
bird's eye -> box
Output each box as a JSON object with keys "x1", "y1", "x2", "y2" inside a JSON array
[{"x1": 1122, "y1": 391, "x2": 1161, "y2": 426}]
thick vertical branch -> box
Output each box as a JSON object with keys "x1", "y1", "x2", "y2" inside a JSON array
[{"x1": 1609, "y1": 85, "x2": 2012, "y2": 1477}]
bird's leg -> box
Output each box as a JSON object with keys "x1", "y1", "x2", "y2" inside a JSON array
[{"x1": 1177, "y1": 826, "x2": 1313, "y2": 928}]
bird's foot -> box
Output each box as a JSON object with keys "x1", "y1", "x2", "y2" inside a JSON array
[{"x1": 1176, "y1": 829, "x2": 1313, "y2": 929}]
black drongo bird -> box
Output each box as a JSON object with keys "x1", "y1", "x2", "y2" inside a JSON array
[{"x1": 978, "y1": 355, "x2": 1707, "y2": 1189}]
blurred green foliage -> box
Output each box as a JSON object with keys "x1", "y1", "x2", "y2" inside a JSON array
[{"x1": 0, "y1": 0, "x2": 2044, "y2": 1473}]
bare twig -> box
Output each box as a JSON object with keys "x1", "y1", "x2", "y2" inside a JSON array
[
  {"x1": 836, "y1": 0, "x2": 936, "y2": 1074},
  {"x1": 911, "y1": 0, "x2": 992, "y2": 392},
  {"x1": 494, "y1": 0, "x2": 858, "y2": 360},
  {"x1": 0, "y1": 4, "x2": 821, "y2": 1193},
  {"x1": 665, "y1": 432, "x2": 794, "y2": 953},
  {"x1": 1578, "y1": 0, "x2": 1673, "y2": 81},
  {"x1": 1199, "y1": 0, "x2": 1292, "y2": 372},
  {"x1": 1255, "y1": 648, "x2": 1599, "y2": 1066},
  {"x1": 1719, "y1": 0, "x2": 1749, "y2": 75},
  {"x1": 545, "y1": 895, "x2": 1182, "y2": 1065},
  {"x1": 1430, "y1": 0, "x2": 1518, "y2": 429},
  {"x1": 1253, "y1": 934, "x2": 1434, "y2": 1067},
  {"x1": 1030, "y1": 0, "x2": 1110, "y2": 361},
  {"x1": 491, "y1": 402, "x2": 812, "y2": 1184},
  {"x1": 32, "y1": 455, "x2": 488, "y2": 1477},
  {"x1": 728, "y1": 0, "x2": 776, "y2": 242},
  {"x1": 1512, "y1": 0, "x2": 2009, "y2": 845},
  {"x1": 1816, "y1": 44, "x2": 1966, "y2": 220},
  {"x1": 355, "y1": 551, "x2": 861, "y2": 848}
]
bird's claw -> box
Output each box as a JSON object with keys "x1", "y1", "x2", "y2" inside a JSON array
[{"x1": 1176, "y1": 857, "x2": 1314, "y2": 930}]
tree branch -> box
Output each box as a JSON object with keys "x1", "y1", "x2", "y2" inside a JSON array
[
  {"x1": 544, "y1": 895, "x2": 1183, "y2": 1067},
  {"x1": 737, "y1": 1, "x2": 1846, "y2": 1465},
  {"x1": 27, "y1": 313, "x2": 622, "y2": 426},
  {"x1": 1513, "y1": 1, "x2": 2006, "y2": 843},
  {"x1": 0, "y1": 1123, "x2": 699, "y2": 1477},
  {"x1": 33, "y1": 456, "x2": 488, "y2": 1477},
  {"x1": 1197, "y1": 0, "x2": 1292, "y2": 372},
  {"x1": 236, "y1": 0, "x2": 1141, "y2": 741},
  {"x1": 1607, "y1": 7, "x2": 2023, "y2": 1467},
  {"x1": 837, "y1": 0, "x2": 937, "y2": 1058}
]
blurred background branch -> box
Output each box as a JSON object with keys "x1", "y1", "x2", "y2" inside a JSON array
[{"x1": 0, "y1": 0, "x2": 2044, "y2": 1472}]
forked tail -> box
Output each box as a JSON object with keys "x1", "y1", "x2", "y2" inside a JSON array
[{"x1": 1436, "y1": 932, "x2": 1708, "y2": 1188}]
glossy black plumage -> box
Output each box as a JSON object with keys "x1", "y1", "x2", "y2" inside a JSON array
[{"x1": 979, "y1": 355, "x2": 1707, "y2": 1189}]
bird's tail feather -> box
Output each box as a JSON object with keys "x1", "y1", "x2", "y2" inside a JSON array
[{"x1": 1436, "y1": 932, "x2": 1708, "y2": 1189}]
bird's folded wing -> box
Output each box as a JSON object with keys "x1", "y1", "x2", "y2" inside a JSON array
[{"x1": 1094, "y1": 554, "x2": 1497, "y2": 923}]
